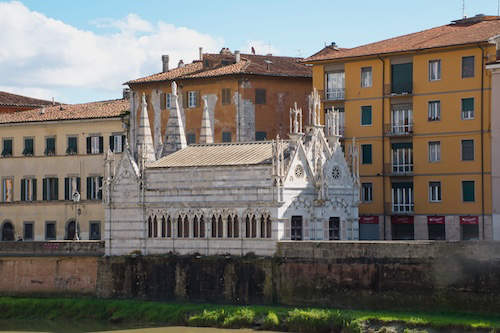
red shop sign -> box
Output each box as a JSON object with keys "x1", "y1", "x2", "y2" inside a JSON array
[
  {"x1": 391, "y1": 216, "x2": 414, "y2": 224},
  {"x1": 359, "y1": 216, "x2": 379, "y2": 224},
  {"x1": 427, "y1": 216, "x2": 445, "y2": 224},
  {"x1": 460, "y1": 216, "x2": 478, "y2": 225}
]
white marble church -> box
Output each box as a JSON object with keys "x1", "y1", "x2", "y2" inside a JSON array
[{"x1": 103, "y1": 82, "x2": 360, "y2": 256}]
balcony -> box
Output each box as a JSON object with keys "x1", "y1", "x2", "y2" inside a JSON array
[
  {"x1": 385, "y1": 163, "x2": 413, "y2": 176},
  {"x1": 384, "y1": 202, "x2": 414, "y2": 214},
  {"x1": 325, "y1": 88, "x2": 345, "y2": 101},
  {"x1": 384, "y1": 123, "x2": 413, "y2": 136}
]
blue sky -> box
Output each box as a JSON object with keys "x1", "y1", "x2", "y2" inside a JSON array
[{"x1": 1, "y1": 0, "x2": 498, "y2": 103}]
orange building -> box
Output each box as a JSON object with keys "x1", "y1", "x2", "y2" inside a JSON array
[
  {"x1": 125, "y1": 48, "x2": 311, "y2": 155},
  {"x1": 0, "y1": 91, "x2": 55, "y2": 113}
]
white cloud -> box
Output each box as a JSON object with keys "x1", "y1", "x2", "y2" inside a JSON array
[
  {"x1": 242, "y1": 40, "x2": 280, "y2": 56},
  {"x1": 0, "y1": 1, "x2": 224, "y2": 103}
]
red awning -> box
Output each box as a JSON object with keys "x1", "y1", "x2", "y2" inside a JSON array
[
  {"x1": 460, "y1": 216, "x2": 478, "y2": 224},
  {"x1": 427, "y1": 216, "x2": 445, "y2": 224},
  {"x1": 391, "y1": 216, "x2": 414, "y2": 224},
  {"x1": 359, "y1": 216, "x2": 379, "y2": 224}
]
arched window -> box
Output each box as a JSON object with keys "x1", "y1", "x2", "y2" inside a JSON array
[
  {"x1": 193, "y1": 216, "x2": 199, "y2": 238},
  {"x1": 161, "y1": 217, "x2": 166, "y2": 238},
  {"x1": 147, "y1": 217, "x2": 152, "y2": 238},
  {"x1": 200, "y1": 216, "x2": 205, "y2": 238},
  {"x1": 177, "y1": 216, "x2": 182, "y2": 238},
  {"x1": 217, "y1": 216, "x2": 223, "y2": 238},
  {"x1": 251, "y1": 215, "x2": 257, "y2": 238},
  {"x1": 227, "y1": 216, "x2": 233, "y2": 238},
  {"x1": 233, "y1": 215, "x2": 239, "y2": 238},
  {"x1": 1, "y1": 222, "x2": 14, "y2": 241},
  {"x1": 245, "y1": 215, "x2": 250, "y2": 238},
  {"x1": 260, "y1": 215, "x2": 265, "y2": 238},
  {"x1": 65, "y1": 220, "x2": 77, "y2": 240},
  {"x1": 167, "y1": 217, "x2": 172, "y2": 238},
  {"x1": 153, "y1": 216, "x2": 158, "y2": 237},
  {"x1": 183, "y1": 216, "x2": 189, "y2": 238},
  {"x1": 266, "y1": 216, "x2": 272, "y2": 238},
  {"x1": 211, "y1": 215, "x2": 217, "y2": 238}
]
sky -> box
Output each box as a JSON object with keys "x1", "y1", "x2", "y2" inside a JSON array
[{"x1": 0, "y1": 0, "x2": 498, "y2": 104}]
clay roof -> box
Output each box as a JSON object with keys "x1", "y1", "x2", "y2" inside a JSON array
[
  {"x1": 0, "y1": 99, "x2": 128, "y2": 124},
  {"x1": 0, "y1": 91, "x2": 55, "y2": 107},
  {"x1": 127, "y1": 53, "x2": 311, "y2": 84},
  {"x1": 305, "y1": 16, "x2": 500, "y2": 62},
  {"x1": 149, "y1": 141, "x2": 286, "y2": 168}
]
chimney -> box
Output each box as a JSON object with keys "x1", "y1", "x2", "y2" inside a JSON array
[
  {"x1": 235, "y1": 50, "x2": 240, "y2": 62},
  {"x1": 178, "y1": 59, "x2": 184, "y2": 68},
  {"x1": 162, "y1": 55, "x2": 169, "y2": 72},
  {"x1": 199, "y1": 47, "x2": 203, "y2": 61},
  {"x1": 123, "y1": 88, "x2": 131, "y2": 100},
  {"x1": 51, "y1": 97, "x2": 55, "y2": 106}
]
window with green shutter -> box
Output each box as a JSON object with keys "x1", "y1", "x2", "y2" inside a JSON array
[
  {"x1": 2, "y1": 139, "x2": 12, "y2": 157},
  {"x1": 462, "y1": 181, "x2": 475, "y2": 202},
  {"x1": 391, "y1": 63, "x2": 413, "y2": 94},
  {"x1": 461, "y1": 98, "x2": 474, "y2": 119},
  {"x1": 461, "y1": 139, "x2": 474, "y2": 161},
  {"x1": 45, "y1": 137, "x2": 56, "y2": 155},
  {"x1": 361, "y1": 144, "x2": 372, "y2": 164},
  {"x1": 23, "y1": 138, "x2": 34, "y2": 156},
  {"x1": 361, "y1": 106, "x2": 372, "y2": 125}
]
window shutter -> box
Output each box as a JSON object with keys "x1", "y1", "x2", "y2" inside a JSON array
[
  {"x1": 77, "y1": 177, "x2": 81, "y2": 193},
  {"x1": 462, "y1": 98, "x2": 474, "y2": 111},
  {"x1": 109, "y1": 136, "x2": 114, "y2": 152},
  {"x1": 121, "y1": 135, "x2": 126, "y2": 151},
  {"x1": 98, "y1": 176, "x2": 103, "y2": 200},
  {"x1": 21, "y1": 179, "x2": 26, "y2": 201},
  {"x1": 462, "y1": 181, "x2": 475, "y2": 202},
  {"x1": 42, "y1": 178, "x2": 47, "y2": 200},
  {"x1": 64, "y1": 178, "x2": 69, "y2": 200},
  {"x1": 196, "y1": 91, "x2": 201, "y2": 107},
  {"x1": 183, "y1": 91, "x2": 188, "y2": 108},
  {"x1": 53, "y1": 178, "x2": 58, "y2": 200},
  {"x1": 32, "y1": 179, "x2": 37, "y2": 201},
  {"x1": 362, "y1": 144, "x2": 372, "y2": 164},
  {"x1": 160, "y1": 93, "x2": 166, "y2": 109},
  {"x1": 87, "y1": 177, "x2": 91, "y2": 200},
  {"x1": 86, "y1": 137, "x2": 91, "y2": 154},
  {"x1": 99, "y1": 136, "x2": 104, "y2": 153}
]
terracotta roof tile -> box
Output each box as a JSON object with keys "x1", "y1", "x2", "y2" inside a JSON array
[
  {"x1": 0, "y1": 91, "x2": 55, "y2": 107},
  {"x1": 305, "y1": 16, "x2": 500, "y2": 62},
  {"x1": 0, "y1": 99, "x2": 128, "y2": 124},
  {"x1": 127, "y1": 53, "x2": 311, "y2": 84}
]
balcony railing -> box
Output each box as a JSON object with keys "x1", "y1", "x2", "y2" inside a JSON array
[
  {"x1": 325, "y1": 88, "x2": 345, "y2": 101},
  {"x1": 384, "y1": 202, "x2": 414, "y2": 214},
  {"x1": 384, "y1": 123, "x2": 413, "y2": 136},
  {"x1": 384, "y1": 163, "x2": 413, "y2": 176}
]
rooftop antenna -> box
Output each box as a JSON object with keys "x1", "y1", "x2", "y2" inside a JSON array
[{"x1": 462, "y1": 0, "x2": 465, "y2": 18}]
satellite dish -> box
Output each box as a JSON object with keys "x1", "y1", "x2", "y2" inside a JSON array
[{"x1": 72, "y1": 191, "x2": 80, "y2": 203}]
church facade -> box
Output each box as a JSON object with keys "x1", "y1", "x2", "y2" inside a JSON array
[{"x1": 104, "y1": 82, "x2": 360, "y2": 256}]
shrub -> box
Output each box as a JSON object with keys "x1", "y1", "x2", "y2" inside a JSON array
[
  {"x1": 222, "y1": 308, "x2": 255, "y2": 328},
  {"x1": 285, "y1": 308, "x2": 356, "y2": 333},
  {"x1": 262, "y1": 311, "x2": 280, "y2": 330},
  {"x1": 187, "y1": 309, "x2": 226, "y2": 327}
]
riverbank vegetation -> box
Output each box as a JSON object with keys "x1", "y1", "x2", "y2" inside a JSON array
[{"x1": 0, "y1": 297, "x2": 499, "y2": 332}]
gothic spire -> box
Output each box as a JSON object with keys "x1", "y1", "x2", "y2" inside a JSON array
[
  {"x1": 162, "y1": 81, "x2": 187, "y2": 156},
  {"x1": 136, "y1": 93, "x2": 155, "y2": 163},
  {"x1": 199, "y1": 95, "x2": 213, "y2": 144}
]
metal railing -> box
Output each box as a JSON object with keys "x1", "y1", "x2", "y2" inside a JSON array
[
  {"x1": 325, "y1": 88, "x2": 345, "y2": 101},
  {"x1": 385, "y1": 202, "x2": 414, "y2": 214},
  {"x1": 384, "y1": 123, "x2": 413, "y2": 136},
  {"x1": 385, "y1": 162, "x2": 413, "y2": 175}
]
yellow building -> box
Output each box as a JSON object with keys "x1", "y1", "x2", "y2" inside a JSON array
[
  {"x1": 0, "y1": 99, "x2": 127, "y2": 241},
  {"x1": 305, "y1": 15, "x2": 500, "y2": 240}
]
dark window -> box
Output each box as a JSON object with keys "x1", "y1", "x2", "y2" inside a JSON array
[
  {"x1": 245, "y1": 216, "x2": 250, "y2": 238},
  {"x1": 65, "y1": 220, "x2": 77, "y2": 240},
  {"x1": 221, "y1": 88, "x2": 231, "y2": 105},
  {"x1": 187, "y1": 133, "x2": 196, "y2": 144},
  {"x1": 23, "y1": 222, "x2": 34, "y2": 241},
  {"x1": 391, "y1": 63, "x2": 413, "y2": 94},
  {"x1": 462, "y1": 56, "x2": 474, "y2": 78},
  {"x1": 211, "y1": 216, "x2": 216, "y2": 238},
  {"x1": 64, "y1": 177, "x2": 81, "y2": 201},
  {"x1": 199, "y1": 216, "x2": 204, "y2": 238},
  {"x1": 461, "y1": 98, "x2": 474, "y2": 119},
  {"x1": 328, "y1": 217, "x2": 340, "y2": 240},
  {"x1": 23, "y1": 138, "x2": 34, "y2": 156},
  {"x1": 178, "y1": 216, "x2": 183, "y2": 238},
  {"x1": 87, "y1": 136, "x2": 103, "y2": 154},
  {"x1": 361, "y1": 144, "x2": 372, "y2": 164},
  {"x1": 66, "y1": 137, "x2": 78, "y2": 155},
  {"x1": 20, "y1": 178, "x2": 37, "y2": 201},
  {"x1": 462, "y1": 224, "x2": 479, "y2": 240},
  {"x1": 109, "y1": 134, "x2": 125, "y2": 153},
  {"x1": 461, "y1": 140, "x2": 474, "y2": 161},
  {"x1": 255, "y1": 131, "x2": 267, "y2": 141},
  {"x1": 160, "y1": 93, "x2": 166, "y2": 109},
  {"x1": 217, "y1": 216, "x2": 223, "y2": 238},
  {"x1": 89, "y1": 222, "x2": 100, "y2": 240},
  {"x1": 2, "y1": 139, "x2": 12, "y2": 157},
  {"x1": 462, "y1": 181, "x2": 475, "y2": 202},
  {"x1": 42, "y1": 178, "x2": 58, "y2": 201},
  {"x1": 255, "y1": 89, "x2": 266, "y2": 104},
  {"x1": 392, "y1": 223, "x2": 414, "y2": 240},
  {"x1": 184, "y1": 216, "x2": 189, "y2": 238},
  {"x1": 428, "y1": 224, "x2": 445, "y2": 240},
  {"x1": 234, "y1": 216, "x2": 239, "y2": 238},
  {"x1": 222, "y1": 132, "x2": 231, "y2": 142},
  {"x1": 291, "y1": 216, "x2": 303, "y2": 240},
  {"x1": 361, "y1": 105, "x2": 372, "y2": 125},
  {"x1": 193, "y1": 216, "x2": 199, "y2": 238},
  {"x1": 45, "y1": 137, "x2": 55, "y2": 156},
  {"x1": 251, "y1": 216, "x2": 256, "y2": 238},
  {"x1": 45, "y1": 222, "x2": 56, "y2": 240},
  {"x1": 361, "y1": 183, "x2": 373, "y2": 202},
  {"x1": 148, "y1": 217, "x2": 152, "y2": 238},
  {"x1": 227, "y1": 216, "x2": 233, "y2": 238}
]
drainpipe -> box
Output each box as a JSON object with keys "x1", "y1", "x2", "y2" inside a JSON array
[
  {"x1": 378, "y1": 55, "x2": 386, "y2": 240},
  {"x1": 478, "y1": 44, "x2": 485, "y2": 240}
]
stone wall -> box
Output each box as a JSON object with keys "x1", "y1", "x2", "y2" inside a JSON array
[{"x1": 0, "y1": 241, "x2": 104, "y2": 257}]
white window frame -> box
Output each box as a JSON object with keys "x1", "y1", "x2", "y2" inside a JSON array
[
  {"x1": 361, "y1": 183, "x2": 373, "y2": 202},
  {"x1": 361, "y1": 67, "x2": 372, "y2": 88},
  {"x1": 428, "y1": 101, "x2": 441, "y2": 121},
  {"x1": 428, "y1": 141, "x2": 441, "y2": 163},
  {"x1": 429, "y1": 59, "x2": 441, "y2": 81},
  {"x1": 392, "y1": 186, "x2": 414, "y2": 213},
  {"x1": 429, "y1": 181, "x2": 442, "y2": 202},
  {"x1": 112, "y1": 135, "x2": 123, "y2": 153},
  {"x1": 90, "y1": 136, "x2": 100, "y2": 154},
  {"x1": 188, "y1": 91, "x2": 197, "y2": 108},
  {"x1": 461, "y1": 98, "x2": 474, "y2": 120},
  {"x1": 325, "y1": 71, "x2": 345, "y2": 100}
]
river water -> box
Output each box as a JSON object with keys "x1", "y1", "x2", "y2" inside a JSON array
[{"x1": 0, "y1": 320, "x2": 276, "y2": 333}]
